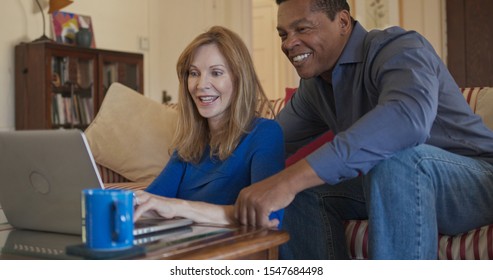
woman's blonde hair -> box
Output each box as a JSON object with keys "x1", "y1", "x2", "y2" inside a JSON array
[{"x1": 171, "y1": 26, "x2": 272, "y2": 163}]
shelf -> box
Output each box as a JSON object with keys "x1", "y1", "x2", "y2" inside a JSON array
[{"x1": 15, "y1": 42, "x2": 143, "y2": 130}]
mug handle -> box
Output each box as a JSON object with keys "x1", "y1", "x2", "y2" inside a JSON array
[{"x1": 112, "y1": 200, "x2": 131, "y2": 243}]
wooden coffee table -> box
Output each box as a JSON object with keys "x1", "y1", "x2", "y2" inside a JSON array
[
  {"x1": 140, "y1": 225, "x2": 289, "y2": 260},
  {"x1": 0, "y1": 223, "x2": 289, "y2": 260}
]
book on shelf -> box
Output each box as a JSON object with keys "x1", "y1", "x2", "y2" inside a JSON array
[
  {"x1": 71, "y1": 94, "x2": 81, "y2": 125},
  {"x1": 103, "y1": 63, "x2": 119, "y2": 91},
  {"x1": 82, "y1": 97, "x2": 94, "y2": 124},
  {"x1": 51, "y1": 95, "x2": 59, "y2": 125},
  {"x1": 63, "y1": 97, "x2": 72, "y2": 124},
  {"x1": 52, "y1": 94, "x2": 95, "y2": 127},
  {"x1": 77, "y1": 59, "x2": 94, "y2": 88},
  {"x1": 51, "y1": 57, "x2": 70, "y2": 86},
  {"x1": 53, "y1": 93, "x2": 66, "y2": 125}
]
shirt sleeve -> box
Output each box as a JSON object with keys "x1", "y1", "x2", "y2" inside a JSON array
[
  {"x1": 146, "y1": 151, "x2": 185, "y2": 198},
  {"x1": 308, "y1": 43, "x2": 440, "y2": 185}
]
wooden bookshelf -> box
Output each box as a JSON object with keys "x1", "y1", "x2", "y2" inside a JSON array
[{"x1": 15, "y1": 41, "x2": 143, "y2": 130}]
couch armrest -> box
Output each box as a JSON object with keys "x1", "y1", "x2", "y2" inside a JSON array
[
  {"x1": 96, "y1": 164, "x2": 131, "y2": 184},
  {"x1": 104, "y1": 182, "x2": 150, "y2": 191}
]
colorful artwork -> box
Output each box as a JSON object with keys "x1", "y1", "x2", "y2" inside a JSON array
[{"x1": 50, "y1": 11, "x2": 96, "y2": 48}]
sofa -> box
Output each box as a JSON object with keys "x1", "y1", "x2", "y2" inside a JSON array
[{"x1": 86, "y1": 83, "x2": 493, "y2": 260}]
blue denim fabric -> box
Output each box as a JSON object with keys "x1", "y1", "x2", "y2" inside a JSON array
[
  {"x1": 281, "y1": 144, "x2": 493, "y2": 259},
  {"x1": 280, "y1": 178, "x2": 367, "y2": 259}
]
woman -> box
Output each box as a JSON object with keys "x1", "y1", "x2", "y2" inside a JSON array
[{"x1": 134, "y1": 26, "x2": 284, "y2": 228}]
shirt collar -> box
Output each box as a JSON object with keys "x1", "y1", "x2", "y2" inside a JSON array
[{"x1": 337, "y1": 21, "x2": 368, "y2": 65}]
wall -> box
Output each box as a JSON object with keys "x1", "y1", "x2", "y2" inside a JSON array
[
  {"x1": 400, "y1": 0, "x2": 446, "y2": 60},
  {"x1": 253, "y1": 0, "x2": 295, "y2": 99},
  {"x1": 350, "y1": 0, "x2": 446, "y2": 59},
  {"x1": 0, "y1": 0, "x2": 40, "y2": 131},
  {"x1": 153, "y1": 0, "x2": 251, "y2": 105}
]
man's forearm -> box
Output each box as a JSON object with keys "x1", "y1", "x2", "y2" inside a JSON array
[{"x1": 277, "y1": 159, "x2": 325, "y2": 195}]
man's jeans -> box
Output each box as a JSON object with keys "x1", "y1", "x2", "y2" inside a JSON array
[{"x1": 280, "y1": 144, "x2": 493, "y2": 259}]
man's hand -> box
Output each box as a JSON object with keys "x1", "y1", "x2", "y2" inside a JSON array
[
  {"x1": 235, "y1": 174, "x2": 295, "y2": 227},
  {"x1": 234, "y1": 159, "x2": 324, "y2": 227}
]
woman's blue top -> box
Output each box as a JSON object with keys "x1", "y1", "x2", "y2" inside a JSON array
[{"x1": 146, "y1": 118, "x2": 285, "y2": 225}]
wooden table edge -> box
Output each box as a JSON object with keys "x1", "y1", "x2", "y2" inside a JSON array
[{"x1": 141, "y1": 226, "x2": 290, "y2": 260}]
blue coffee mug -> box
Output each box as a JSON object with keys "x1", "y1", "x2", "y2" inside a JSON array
[{"x1": 82, "y1": 189, "x2": 134, "y2": 250}]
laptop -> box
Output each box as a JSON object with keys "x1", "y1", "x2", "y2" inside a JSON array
[{"x1": 0, "y1": 129, "x2": 192, "y2": 236}]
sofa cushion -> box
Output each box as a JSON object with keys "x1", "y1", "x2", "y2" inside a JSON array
[
  {"x1": 285, "y1": 131, "x2": 335, "y2": 167},
  {"x1": 461, "y1": 87, "x2": 493, "y2": 131},
  {"x1": 85, "y1": 83, "x2": 178, "y2": 183},
  {"x1": 260, "y1": 98, "x2": 285, "y2": 119},
  {"x1": 345, "y1": 219, "x2": 493, "y2": 260},
  {"x1": 284, "y1": 87, "x2": 297, "y2": 103}
]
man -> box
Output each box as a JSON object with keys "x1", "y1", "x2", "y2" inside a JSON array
[{"x1": 234, "y1": 0, "x2": 493, "y2": 259}]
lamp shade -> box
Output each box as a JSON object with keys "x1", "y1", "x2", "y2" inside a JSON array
[{"x1": 48, "y1": 0, "x2": 73, "y2": 13}]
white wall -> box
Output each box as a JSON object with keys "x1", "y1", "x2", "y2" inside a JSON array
[
  {"x1": 400, "y1": 0, "x2": 446, "y2": 61},
  {"x1": 0, "y1": 0, "x2": 35, "y2": 131},
  {"x1": 152, "y1": 0, "x2": 251, "y2": 104},
  {"x1": 350, "y1": 0, "x2": 446, "y2": 60}
]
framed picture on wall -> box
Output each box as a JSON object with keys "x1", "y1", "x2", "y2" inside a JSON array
[{"x1": 50, "y1": 11, "x2": 96, "y2": 48}]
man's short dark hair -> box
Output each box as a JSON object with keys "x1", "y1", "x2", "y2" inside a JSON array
[{"x1": 275, "y1": 0, "x2": 350, "y2": 21}]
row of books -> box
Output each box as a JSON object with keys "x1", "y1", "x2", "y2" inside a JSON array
[{"x1": 51, "y1": 93, "x2": 94, "y2": 126}]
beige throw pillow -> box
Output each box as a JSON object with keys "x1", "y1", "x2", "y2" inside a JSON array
[{"x1": 85, "y1": 83, "x2": 177, "y2": 182}]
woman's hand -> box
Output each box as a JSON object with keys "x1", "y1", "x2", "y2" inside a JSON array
[
  {"x1": 133, "y1": 190, "x2": 237, "y2": 225},
  {"x1": 133, "y1": 190, "x2": 180, "y2": 221}
]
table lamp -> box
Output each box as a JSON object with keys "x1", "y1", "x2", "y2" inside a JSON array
[
  {"x1": 48, "y1": 0, "x2": 73, "y2": 13},
  {"x1": 33, "y1": 0, "x2": 73, "y2": 42}
]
